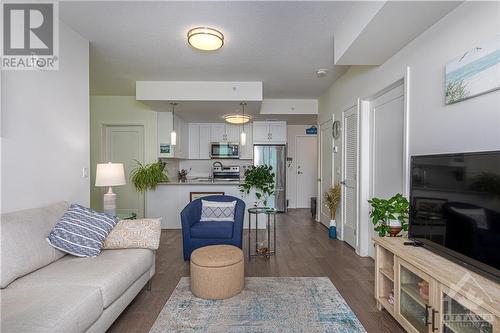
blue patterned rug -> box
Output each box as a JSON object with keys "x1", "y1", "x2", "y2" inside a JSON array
[{"x1": 149, "y1": 277, "x2": 366, "y2": 333}]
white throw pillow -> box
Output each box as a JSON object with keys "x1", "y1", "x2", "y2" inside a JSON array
[
  {"x1": 200, "y1": 200, "x2": 236, "y2": 222},
  {"x1": 103, "y1": 218, "x2": 162, "y2": 250}
]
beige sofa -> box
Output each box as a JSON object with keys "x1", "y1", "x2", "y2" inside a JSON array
[{"x1": 0, "y1": 202, "x2": 155, "y2": 333}]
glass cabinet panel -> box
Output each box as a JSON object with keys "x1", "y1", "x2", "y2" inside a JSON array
[
  {"x1": 442, "y1": 292, "x2": 493, "y2": 333},
  {"x1": 400, "y1": 264, "x2": 432, "y2": 333}
]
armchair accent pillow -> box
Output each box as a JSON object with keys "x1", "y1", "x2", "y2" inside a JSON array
[
  {"x1": 103, "y1": 218, "x2": 162, "y2": 250},
  {"x1": 200, "y1": 200, "x2": 236, "y2": 222},
  {"x1": 46, "y1": 204, "x2": 118, "y2": 257}
]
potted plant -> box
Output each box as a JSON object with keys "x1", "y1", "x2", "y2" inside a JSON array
[
  {"x1": 239, "y1": 165, "x2": 275, "y2": 207},
  {"x1": 324, "y1": 183, "x2": 341, "y2": 238},
  {"x1": 368, "y1": 193, "x2": 409, "y2": 237},
  {"x1": 130, "y1": 160, "x2": 169, "y2": 192}
]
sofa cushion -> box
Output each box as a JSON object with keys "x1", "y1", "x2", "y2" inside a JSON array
[
  {"x1": 9, "y1": 249, "x2": 154, "y2": 308},
  {"x1": 190, "y1": 221, "x2": 234, "y2": 239},
  {"x1": 1, "y1": 285, "x2": 102, "y2": 333},
  {"x1": 47, "y1": 204, "x2": 119, "y2": 257},
  {"x1": 0, "y1": 201, "x2": 69, "y2": 288}
]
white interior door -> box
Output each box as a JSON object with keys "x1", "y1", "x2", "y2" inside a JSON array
[
  {"x1": 103, "y1": 125, "x2": 145, "y2": 217},
  {"x1": 295, "y1": 136, "x2": 318, "y2": 208},
  {"x1": 371, "y1": 84, "x2": 405, "y2": 199},
  {"x1": 319, "y1": 120, "x2": 333, "y2": 227},
  {"x1": 342, "y1": 106, "x2": 358, "y2": 249}
]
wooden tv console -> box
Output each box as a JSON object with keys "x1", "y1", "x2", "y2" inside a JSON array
[{"x1": 374, "y1": 237, "x2": 500, "y2": 333}]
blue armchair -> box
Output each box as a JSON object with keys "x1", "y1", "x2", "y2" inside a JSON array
[{"x1": 181, "y1": 195, "x2": 245, "y2": 260}]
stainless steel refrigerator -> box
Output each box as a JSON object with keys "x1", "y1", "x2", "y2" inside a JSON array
[{"x1": 253, "y1": 145, "x2": 286, "y2": 212}]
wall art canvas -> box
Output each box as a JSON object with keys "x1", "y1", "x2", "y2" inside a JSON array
[{"x1": 445, "y1": 36, "x2": 500, "y2": 104}]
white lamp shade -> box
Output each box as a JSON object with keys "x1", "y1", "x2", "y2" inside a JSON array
[
  {"x1": 240, "y1": 131, "x2": 247, "y2": 146},
  {"x1": 171, "y1": 130, "x2": 177, "y2": 146},
  {"x1": 95, "y1": 162, "x2": 126, "y2": 187}
]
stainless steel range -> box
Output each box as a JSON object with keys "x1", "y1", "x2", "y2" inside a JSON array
[{"x1": 212, "y1": 162, "x2": 240, "y2": 181}]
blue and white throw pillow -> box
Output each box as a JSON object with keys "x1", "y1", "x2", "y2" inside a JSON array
[
  {"x1": 47, "y1": 204, "x2": 118, "y2": 257},
  {"x1": 200, "y1": 200, "x2": 236, "y2": 222}
]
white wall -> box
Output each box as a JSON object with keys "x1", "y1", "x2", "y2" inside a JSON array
[
  {"x1": 319, "y1": 2, "x2": 500, "y2": 256},
  {"x1": 90, "y1": 96, "x2": 158, "y2": 210},
  {"x1": 1, "y1": 22, "x2": 90, "y2": 213},
  {"x1": 286, "y1": 125, "x2": 318, "y2": 209}
]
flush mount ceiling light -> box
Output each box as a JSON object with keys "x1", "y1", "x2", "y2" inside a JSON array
[
  {"x1": 187, "y1": 27, "x2": 224, "y2": 51},
  {"x1": 224, "y1": 114, "x2": 250, "y2": 125}
]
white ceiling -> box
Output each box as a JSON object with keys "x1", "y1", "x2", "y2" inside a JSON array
[{"x1": 60, "y1": 1, "x2": 353, "y2": 98}]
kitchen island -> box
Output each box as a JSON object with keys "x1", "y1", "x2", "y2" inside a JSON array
[{"x1": 146, "y1": 179, "x2": 261, "y2": 229}]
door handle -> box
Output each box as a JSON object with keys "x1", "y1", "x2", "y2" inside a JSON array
[
  {"x1": 340, "y1": 181, "x2": 346, "y2": 185},
  {"x1": 431, "y1": 309, "x2": 438, "y2": 332},
  {"x1": 297, "y1": 171, "x2": 303, "y2": 175},
  {"x1": 424, "y1": 305, "x2": 432, "y2": 327}
]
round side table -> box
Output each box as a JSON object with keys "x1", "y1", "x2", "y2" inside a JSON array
[{"x1": 247, "y1": 207, "x2": 277, "y2": 258}]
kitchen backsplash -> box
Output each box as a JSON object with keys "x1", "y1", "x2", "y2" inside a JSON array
[{"x1": 178, "y1": 159, "x2": 253, "y2": 178}]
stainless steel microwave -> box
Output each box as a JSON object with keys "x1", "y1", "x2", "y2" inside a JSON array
[{"x1": 210, "y1": 142, "x2": 239, "y2": 159}]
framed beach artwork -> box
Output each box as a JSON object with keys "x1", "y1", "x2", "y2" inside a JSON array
[{"x1": 445, "y1": 35, "x2": 500, "y2": 104}]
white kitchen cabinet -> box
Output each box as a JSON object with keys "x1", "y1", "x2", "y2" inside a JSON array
[
  {"x1": 210, "y1": 123, "x2": 226, "y2": 142},
  {"x1": 157, "y1": 112, "x2": 188, "y2": 158},
  {"x1": 188, "y1": 123, "x2": 200, "y2": 159},
  {"x1": 239, "y1": 124, "x2": 253, "y2": 160},
  {"x1": 188, "y1": 123, "x2": 212, "y2": 159},
  {"x1": 252, "y1": 121, "x2": 287, "y2": 144},
  {"x1": 173, "y1": 115, "x2": 188, "y2": 158},
  {"x1": 269, "y1": 122, "x2": 287, "y2": 143},
  {"x1": 199, "y1": 124, "x2": 211, "y2": 159},
  {"x1": 210, "y1": 123, "x2": 240, "y2": 143},
  {"x1": 225, "y1": 125, "x2": 240, "y2": 142}
]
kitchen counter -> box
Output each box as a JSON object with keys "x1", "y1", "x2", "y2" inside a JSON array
[{"x1": 146, "y1": 181, "x2": 265, "y2": 229}]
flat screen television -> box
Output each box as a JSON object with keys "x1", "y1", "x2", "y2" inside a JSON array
[{"x1": 409, "y1": 151, "x2": 500, "y2": 282}]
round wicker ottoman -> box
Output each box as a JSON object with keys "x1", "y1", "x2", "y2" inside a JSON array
[{"x1": 190, "y1": 245, "x2": 244, "y2": 300}]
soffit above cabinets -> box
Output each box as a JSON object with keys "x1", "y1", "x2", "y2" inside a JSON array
[
  {"x1": 136, "y1": 81, "x2": 263, "y2": 101},
  {"x1": 136, "y1": 81, "x2": 317, "y2": 125}
]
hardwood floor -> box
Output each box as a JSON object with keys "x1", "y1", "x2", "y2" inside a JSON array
[{"x1": 107, "y1": 209, "x2": 404, "y2": 333}]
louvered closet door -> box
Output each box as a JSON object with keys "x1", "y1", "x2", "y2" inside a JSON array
[{"x1": 342, "y1": 106, "x2": 358, "y2": 249}]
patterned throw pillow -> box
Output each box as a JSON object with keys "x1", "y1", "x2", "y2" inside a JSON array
[
  {"x1": 200, "y1": 200, "x2": 236, "y2": 222},
  {"x1": 103, "y1": 218, "x2": 162, "y2": 250},
  {"x1": 46, "y1": 204, "x2": 118, "y2": 257}
]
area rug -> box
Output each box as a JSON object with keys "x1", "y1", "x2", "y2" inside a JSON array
[{"x1": 149, "y1": 277, "x2": 366, "y2": 333}]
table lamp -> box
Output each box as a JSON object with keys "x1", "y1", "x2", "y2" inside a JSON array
[{"x1": 95, "y1": 162, "x2": 126, "y2": 216}]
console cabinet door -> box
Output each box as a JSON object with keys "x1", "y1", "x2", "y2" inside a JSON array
[
  {"x1": 438, "y1": 285, "x2": 495, "y2": 333},
  {"x1": 395, "y1": 258, "x2": 438, "y2": 333}
]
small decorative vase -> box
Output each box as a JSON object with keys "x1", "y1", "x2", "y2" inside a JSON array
[{"x1": 329, "y1": 219, "x2": 337, "y2": 239}]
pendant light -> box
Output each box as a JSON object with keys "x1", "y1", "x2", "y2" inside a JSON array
[
  {"x1": 240, "y1": 102, "x2": 247, "y2": 146},
  {"x1": 170, "y1": 102, "x2": 177, "y2": 146}
]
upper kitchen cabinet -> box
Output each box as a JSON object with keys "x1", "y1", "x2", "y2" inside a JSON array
[
  {"x1": 253, "y1": 121, "x2": 287, "y2": 144},
  {"x1": 157, "y1": 112, "x2": 188, "y2": 158},
  {"x1": 210, "y1": 123, "x2": 240, "y2": 143},
  {"x1": 189, "y1": 123, "x2": 211, "y2": 159}
]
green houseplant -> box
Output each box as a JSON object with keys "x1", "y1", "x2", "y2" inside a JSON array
[
  {"x1": 130, "y1": 160, "x2": 169, "y2": 192},
  {"x1": 239, "y1": 165, "x2": 275, "y2": 207},
  {"x1": 368, "y1": 193, "x2": 409, "y2": 237},
  {"x1": 324, "y1": 183, "x2": 341, "y2": 220}
]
